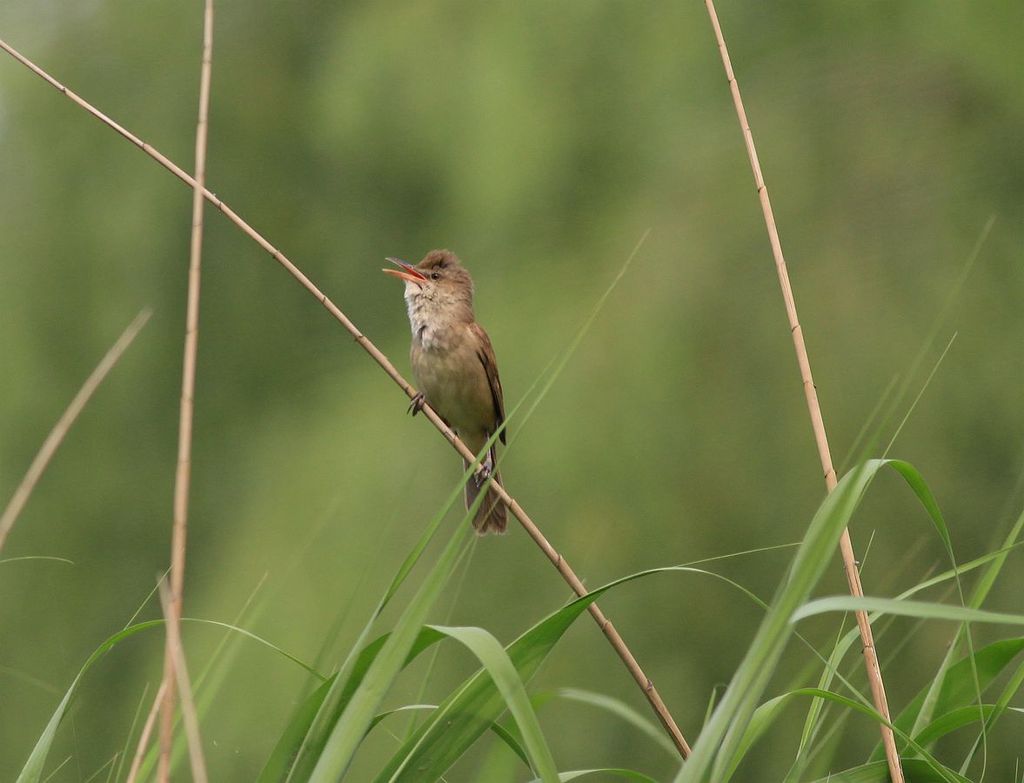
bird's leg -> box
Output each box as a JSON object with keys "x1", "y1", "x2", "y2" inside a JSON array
[
  {"x1": 474, "y1": 449, "x2": 494, "y2": 486},
  {"x1": 407, "y1": 392, "x2": 425, "y2": 416},
  {"x1": 408, "y1": 392, "x2": 452, "y2": 428}
]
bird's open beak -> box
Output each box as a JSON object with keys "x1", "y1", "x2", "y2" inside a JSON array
[{"x1": 383, "y1": 257, "x2": 428, "y2": 284}]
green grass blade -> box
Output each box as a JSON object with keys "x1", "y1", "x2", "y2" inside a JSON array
[
  {"x1": 913, "y1": 705, "x2": 999, "y2": 747},
  {"x1": 369, "y1": 705, "x2": 533, "y2": 769},
  {"x1": 81, "y1": 753, "x2": 116, "y2": 783},
  {"x1": 488, "y1": 721, "x2": 533, "y2": 770},
  {"x1": 868, "y1": 637, "x2": 1024, "y2": 763},
  {"x1": 258, "y1": 627, "x2": 448, "y2": 782},
  {"x1": 375, "y1": 563, "x2": 703, "y2": 783},
  {"x1": 676, "y1": 457, "x2": 965, "y2": 782},
  {"x1": 39, "y1": 757, "x2": 71, "y2": 783},
  {"x1": 501, "y1": 231, "x2": 648, "y2": 455},
  {"x1": 952, "y1": 505, "x2": 1024, "y2": 770},
  {"x1": 15, "y1": 620, "x2": 162, "y2": 783},
  {"x1": 784, "y1": 617, "x2": 852, "y2": 782},
  {"x1": 283, "y1": 462, "x2": 481, "y2": 781},
  {"x1": 374, "y1": 560, "x2": 785, "y2": 783},
  {"x1": 793, "y1": 596, "x2": 1024, "y2": 626},
  {"x1": 885, "y1": 460, "x2": 955, "y2": 553},
  {"x1": 369, "y1": 703, "x2": 436, "y2": 731},
  {"x1": 136, "y1": 574, "x2": 272, "y2": 779},
  {"x1": 555, "y1": 688, "x2": 678, "y2": 758},
  {"x1": 791, "y1": 540, "x2": 1024, "y2": 773},
  {"x1": 527, "y1": 770, "x2": 659, "y2": 783},
  {"x1": 403, "y1": 535, "x2": 477, "y2": 742},
  {"x1": 275, "y1": 393, "x2": 520, "y2": 779},
  {"x1": 807, "y1": 759, "x2": 971, "y2": 783},
  {"x1": 113, "y1": 681, "x2": 150, "y2": 783},
  {"x1": 306, "y1": 521, "x2": 476, "y2": 782},
  {"x1": 373, "y1": 594, "x2": 599, "y2": 782},
  {"x1": 730, "y1": 688, "x2": 961, "y2": 783},
  {"x1": 673, "y1": 460, "x2": 880, "y2": 783},
  {"x1": 182, "y1": 618, "x2": 324, "y2": 679},
  {"x1": 0, "y1": 555, "x2": 74, "y2": 566},
  {"x1": 260, "y1": 675, "x2": 336, "y2": 783},
  {"x1": 429, "y1": 625, "x2": 558, "y2": 782},
  {"x1": 962, "y1": 650, "x2": 1024, "y2": 769},
  {"x1": 723, "y1": 692, "x2": 790, "y2": 781},
  {"x1": 329, "y1": 231, "x2": 645, "y2": 765}
]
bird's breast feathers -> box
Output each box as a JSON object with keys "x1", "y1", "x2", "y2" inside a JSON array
[{"x1": 411, "y1": 323, "x2": 494, "y2": 433}]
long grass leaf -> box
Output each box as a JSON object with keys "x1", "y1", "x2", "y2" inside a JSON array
[
  {"x1": 913, "y1": 705, "x2": 1001, "y2": 748},
  {"x1": 282, "y1": 470, "x2": 479, "y2": 780},
  {"x1": 259, "y1": 628, "x2": 447, "y2": 782},
  {"x1": 19, "y1": 602, "x2": 311, "y2": 783},
  {"x1": 376, "y1": 562, "x2": 769, "y2": 783},
  {"x1": 429, "y1": 625, "x2": 558, "y2": 782},
  {"x1": 674, "y1": 461, "x2": 877, "y2": 783},
  {"x1": 807, "y1": 759, "x2": 971, "y2": 783},
  {"x1": 15, "y1": 621, "x2": 163, "y2": 783},
  {"x1": 730, "y1": 687, "x2": 967, "y2": 783},
  {"x1": 369, "y1": 705, "x2": 532, "y2": 768},
  {"x1": 794, "y1": 597, "x2": 1024, "y2": 626},
  {"x1": 961, "y1": 651, "x2": 1024, "y2": 771},
  {"x1": 269, "y1": 564, "x2": 759, "y2": 782},
  {"x1": 677, "y1": 457, "x2": 966, "y2": 783},
  {"x1": 556, "y1": 688, "x2": 677, "y2": 758},
  {"x1": 373, "y1": 590, "x2": 595, "y2": 782},
  {"x1": 801, "y1": 540, "x2": 1024, "y2": 772},
  {"x1": 114, "y1": 682, "x2": 151, "y2": 783},
  {"x1": 951, "y1": 505, "x2": 1024, "y2": 769},
  {"x1": 528, "y1": 770, "x2": 659, "y2": 783},
  {"x1": 306, "y1": 521, "x2": 476, "y2": 781},
  {"x1": 867, "y1": 637, "x2": 1024, "y2": 763},
  {"x1": 137, "y1": 573, "x2": 270, "y2": 778}
]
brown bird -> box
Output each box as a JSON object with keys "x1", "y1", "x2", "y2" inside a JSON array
[{"x1": 383, "y1": 249, "x2": 508, "y2": 534}]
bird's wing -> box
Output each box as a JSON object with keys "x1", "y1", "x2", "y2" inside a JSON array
[{"x1": 470, "y1": 322, "x2": 506, "y2": 445}]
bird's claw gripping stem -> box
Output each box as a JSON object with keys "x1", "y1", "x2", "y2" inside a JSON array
[
  {"x1": 408, "y1": 392, "x2": 425, "y2": 416},
  {"x1": 474, "y1": 452, "x2": 494, "y2": 486}
]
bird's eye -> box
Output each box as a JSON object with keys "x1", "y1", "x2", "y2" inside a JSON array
[{"x1": 431, "y1": 272, "x2": 441, "y2": 280}]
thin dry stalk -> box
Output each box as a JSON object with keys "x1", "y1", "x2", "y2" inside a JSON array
[
  {"x1": 0, "y1": 310, "x2": 150, "y2": 554},
  {"x1": 159, "y1": 581, "x2": 209, "y2": 783},
  {"x1": 0, "y1": 37, "x2": 691, "y2": 758},
  {"x1": 701, "y1": 2, "x2": 904, "y2": 780},
  {"x1": 159, "y1": 1, "x2": 215, "y2": 778},
  {"x1": 125, "y1": 679, "x2": 168, "y2": 783}
]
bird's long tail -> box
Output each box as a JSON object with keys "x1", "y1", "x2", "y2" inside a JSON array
[{"x1": 464, "y1": 451, "x2": 507, "y2": 534}]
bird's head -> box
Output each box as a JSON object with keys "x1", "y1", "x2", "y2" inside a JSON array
[{"x1": 384, "y1": 249, "x2": 474, "y2": 309}]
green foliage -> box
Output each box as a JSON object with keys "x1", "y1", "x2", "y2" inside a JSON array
[
  {"x1": 17, "y1": 457, "x2": 1024, "y2": 781},
  {"x1": 2, "y1": 1, "x2": 1023, "y2": 781},
  {"x1": 554, "y1": 688, "x2": 678, "y2": 759},
  {"x1": 15, "y1": 621, "x2": 161, "y2": 783},
  {"x1": 304, "y1": 529, "x2": 475, "y2": 782},
  {"x1": 807, "y1": 759, "x2": 971, "y2": 783}
]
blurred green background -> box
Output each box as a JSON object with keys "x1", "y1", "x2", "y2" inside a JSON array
[{"x1": 1, "y1": 1, "x2": 1022, "y2": 780}]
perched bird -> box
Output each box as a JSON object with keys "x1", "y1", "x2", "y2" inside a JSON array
[{"x1": 383, "y1": 249, "x2": 508, "y2": 534}]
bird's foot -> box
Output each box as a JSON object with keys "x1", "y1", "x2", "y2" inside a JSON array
[
  {"x1": 407, "y1": 392, "x2": 425, "y2": 416},
  {"x1": 474, "y1": 453, "x2": 494, "y2": 486}
]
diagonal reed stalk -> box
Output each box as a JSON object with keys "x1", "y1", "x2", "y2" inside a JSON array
[
  {"x1": 0, "y1": 34, "x2": 692, "y2": 758},
  {"x1": 701, "y1": 2, "x2": 904, "y2": 781},
  {"x1": 0, "y1": 310, "x2": 150, "y2": 554},
  {"x1": 125, "y1": 680, "x2": 167, "y2": 783},
  {"x1": 158, "y1": 580, "x2": 209, "y2": 783},
  {"x1": 157, "y1": 1, "x2": 215, "y2": 779}
]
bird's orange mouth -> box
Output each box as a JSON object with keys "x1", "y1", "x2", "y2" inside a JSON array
[{"x1": 383, "y1": 257, "x2": 427, "y2": 284}]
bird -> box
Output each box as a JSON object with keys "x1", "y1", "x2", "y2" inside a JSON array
[{"x1": 383, "y1": 249, "x2": 508, "y2": 534}]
